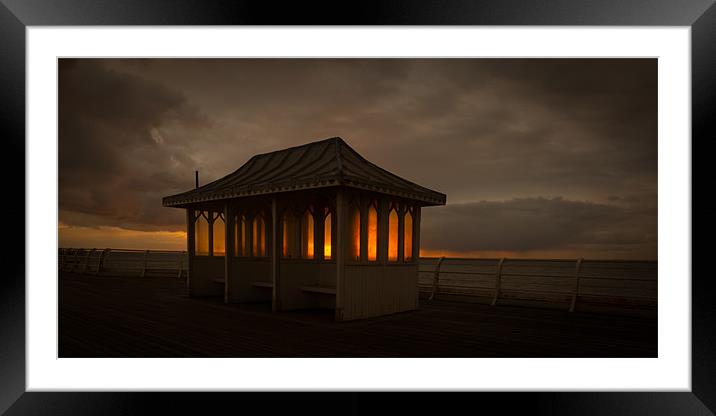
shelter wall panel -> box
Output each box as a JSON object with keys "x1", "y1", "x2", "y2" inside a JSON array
[
  {"x1": 317, "y1": 262, "x2": 338, "y2": 309},
  {"x1": 191, "y1": 256, "x2": 225, "y2": 296},
  {"x1": 228, "y1": 259, "x2": 272, "y2": 303},
  {"x1": 318, "y1": 262, "x2": 337, "y2": 287},
  {"x1": 277, "y1": 261, "x2": 322, "y2": 310},
  {"x1": 342, "y1": 264, "x2": 417, "y2": 320}
]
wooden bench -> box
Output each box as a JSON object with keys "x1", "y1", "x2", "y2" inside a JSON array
[
  {"x1": 300, "y1": 285, "x2": 336, "y2": 295},
  {"x1": 213, "y1": 279, "x2": 273, "y2": 288}
]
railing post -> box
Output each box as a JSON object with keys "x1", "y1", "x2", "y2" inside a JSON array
[
  {"x1": 429, "y1": 257, "x2": 446, "y2": 302},
  {"x1": 569, "y1": 258, "x2": 584, "y2": 312},
  {"x1": 71, "y1": 249, "x2": 81, "y2": 272},
  {"x1": 141, "y1": 250, "x2": 149, "y2": 277},
  {"x1": 59, "y1": 248, "x2": 66, "y2": 271},
  {"x1": 95, "y1": 249, "x2": 108, "y2": 276},
  {"x1": 83, "y1": 249, "x2": 94, "y2": 274},
  {"x1": 104, "y1": 249, "x2": 112, "y2": 275},
  {"x1": 491, "y1": 258, "x2": 506, "y2": 306},
  {"x1": 177, "y1": 251, "x2": 184, "y2": 278}
]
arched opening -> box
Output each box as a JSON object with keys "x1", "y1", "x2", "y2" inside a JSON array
[
  {"x1": 253, "y1": 214, "x2": 266, "y2": 257},
  {"x1": 234, "y1": 214, "x2": 248, "y2": 257},
  {"x1": 388, "y1": 207, "x2": 399, "y2": 262},
  {"x1": 282, "y1": 211, "x2": 298, "y2": 258},
  {"x1": 323, "y1": 210, "x2": 332, "y2": 260},
  {"x1": 195, "y1": 211, "x2": 209, "y2": 256},
  {"x1": 212, "y1": 213, "x2": 225, "y2": 256},
  {"x1": 404, "y1": 209, "x2": 413, "y2": 261},
  {"x1": 367, "y1": 202, "x2": 378, "y2": 261},
  {"x1": 301, "y1": 209, "x2": 315, "y2": 259}
]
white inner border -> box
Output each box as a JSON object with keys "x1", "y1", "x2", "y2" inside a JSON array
[{"x1": 27, "y1": 27, "x2": 691, "y2": 391}]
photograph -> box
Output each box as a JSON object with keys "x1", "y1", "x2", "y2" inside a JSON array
[
  {"x1": 58, "y1": 58, "x2": 658, "y2": 358},
  {"x1": 2, "y1": 0, "x2": 710, "y2": 411}
]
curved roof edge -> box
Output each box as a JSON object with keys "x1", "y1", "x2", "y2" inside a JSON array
[{"x1": 162, "y1": 137, "x2": 447, "y2": 208}]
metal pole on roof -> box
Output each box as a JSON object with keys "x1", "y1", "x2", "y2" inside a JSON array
[{"x1": 195, "y1": 171, "x2": 199, "y2": 188}]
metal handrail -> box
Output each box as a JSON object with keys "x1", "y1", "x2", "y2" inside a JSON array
[{"x1": 59, "y1": 248, "x2": 658, "y2": 311}]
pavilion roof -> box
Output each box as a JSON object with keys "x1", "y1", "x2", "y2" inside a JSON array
[{"x1": 162, "y1": 137, "x2": 447, "y2": 207}]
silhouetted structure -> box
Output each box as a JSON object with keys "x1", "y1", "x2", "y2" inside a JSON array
[{"x1": 163, "y1": 137, "x2": 446, "y2": 320}]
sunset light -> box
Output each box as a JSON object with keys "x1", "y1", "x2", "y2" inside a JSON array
[
  {"x1": 367, "y1": 204, "x2": 378, "y2": 261},
  {"x1": 302, "y1": 210, "x2": 314, "y2": 259},
  {"x1": 388, "y1": 208, "x2": 398, "y2": 261},
  {"x1": 324, "y1": 212, "x2": 332, "y2": 260},
  {"x1": 404, "y1": 211, "x2": 413, "y2": 261}
]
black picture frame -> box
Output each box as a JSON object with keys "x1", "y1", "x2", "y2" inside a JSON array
[{"x1": 1, "y1": 0, "x2": 712, "y2": 414}]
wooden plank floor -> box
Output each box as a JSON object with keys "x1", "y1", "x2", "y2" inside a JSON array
[{"x1": 59, "y1": 272, "x2": 657, "y2": 357}]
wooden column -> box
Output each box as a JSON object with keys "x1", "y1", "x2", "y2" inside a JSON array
[
  {"x1": 359, "y1": 197, "x2": 368, "y2": 262},
  {"x1": 266, "y1": 209, "x2": 273, "y2": 258},
  {"x1": 335, "y1": 190, "x2": 346, "y2": 321},
  {"x1": 208, "y1": 212, "x2": 214, "y2": 257},
  {"x1": 186, "y1": 209, "x2": 195, "y2": 296},
  {"x1": 413, "y1": 206, "x2": 421, "y2": 308},
  {"x1": 247, "y1": 213, "x2": 255, "y2": 257},
  {"x1": 316, "y1": 209, "x2": 325, "y2": 261},
  {"x1": 413, "y1": 206, "x2": 421, "y2": 262},
  {"x1": 271, "y1": 197, "x2": 281, "y2": 312},
  {"x1": 224, "y1": 202, "x2": 234, "y2": 304},
  {"x1": 378, "y1": 199, "x2": 389, "y2": 263}
]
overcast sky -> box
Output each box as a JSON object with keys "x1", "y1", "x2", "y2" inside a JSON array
[{"x1": 58, "y1": 58, "x2": 657, "y2": 259}]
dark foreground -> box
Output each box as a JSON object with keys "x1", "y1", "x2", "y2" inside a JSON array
[{"x1": 59, "y1": 272, "x2": 657, "y2": 357}]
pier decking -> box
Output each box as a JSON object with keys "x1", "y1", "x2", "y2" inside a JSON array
[{"x1": 59, "y1": 272, "x2": 656, "y2": 357}]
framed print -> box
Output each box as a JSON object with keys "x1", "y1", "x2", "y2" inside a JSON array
[{"x1": 2, "y1": 0, "x2": 713, "y2": 414}]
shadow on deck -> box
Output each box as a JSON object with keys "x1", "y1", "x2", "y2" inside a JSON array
[{"x1": 59, "y1": 272, "x2": 656, "y2": 357}]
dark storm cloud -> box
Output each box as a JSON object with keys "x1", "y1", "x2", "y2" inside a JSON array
[
  {"x1": 59, "y1": 59, "x2": 211, "y2": 231},
  {"x1": 59, "y1": 58, "x2": 657, "y2": 258},
  {"x1": 421, "y1": 197, "x2": 657, "y2": 258}
]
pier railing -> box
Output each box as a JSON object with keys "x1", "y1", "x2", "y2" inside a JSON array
[
  {"x1": 59, "y1": 248, "x2": 187, "y2": 278},
  {"x1": 58, "y1": 248, "x2": 656, "y2": 313},
  {"x1": 418, "y1": 257, "x2": 656, "y2": 313}
]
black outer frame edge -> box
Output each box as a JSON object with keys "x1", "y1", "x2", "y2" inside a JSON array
[
  {"x1": 1, "y1": 0, "x2": 714, "y2": 414},
  {"x1": 692, "y1": 1, "x2": 716, "y2": 414},
  {"x1": 0, "y1": 0, "x2": 715, "y2": 25},
  {"x1": 0, "y1": 2, "x2": 25, "y2": 416}
]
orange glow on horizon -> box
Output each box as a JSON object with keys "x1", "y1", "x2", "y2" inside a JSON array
[
  {"x1": 57, "y1": 222, "x2": 654, "y2": 261},
  {"x1": 58, "y1": 223, "x2": 186, "y2": 251}
]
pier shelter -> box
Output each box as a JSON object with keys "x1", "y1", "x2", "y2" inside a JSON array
[{"x1": 162, "y1": 137, "x2": 446, "y2": 320}]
